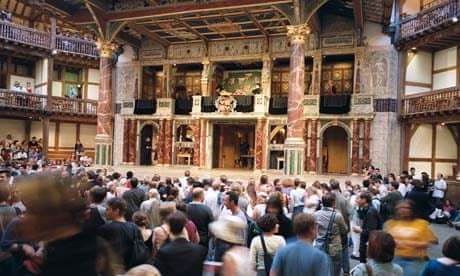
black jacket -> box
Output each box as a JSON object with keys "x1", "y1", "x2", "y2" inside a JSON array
[{"x1": 154, "y1": 237, "x2": 207, "y2": 276}]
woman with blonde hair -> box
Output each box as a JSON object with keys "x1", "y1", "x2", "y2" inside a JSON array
[{"x1": 303, "y1": 186, "x2": 320, "y2": 214}]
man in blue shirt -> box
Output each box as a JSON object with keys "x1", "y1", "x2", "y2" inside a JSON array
[{"x1": 270, "y1": 213, "x2": 332, "y2": 276}]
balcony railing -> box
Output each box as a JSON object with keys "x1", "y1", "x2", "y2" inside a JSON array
[
  {"x1": 402, "y1": 86, "x2": 460, "y2": 116},
  {"x1": 399, "y1": 0, "x2": 460, "y2": 40},
  {"x1": 0, "y1": 21, "x2": 98, "y2": 58},
  {"x1": 0, "y1": 89, "x2": 98, "y2": 115}
]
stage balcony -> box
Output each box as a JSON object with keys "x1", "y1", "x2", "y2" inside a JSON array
[
  {"x1": 395, "y1": 0, "x2": 460, "y2": 50},
  {"x1": 0, "y1": 89, "x2": 98, "y2": 119},
  {"x1": 0, "y1": 21, "x2": 98, "y2": 58},
  {"x1": 401, "y1": 86, "x2": 460, "y2": 118}
]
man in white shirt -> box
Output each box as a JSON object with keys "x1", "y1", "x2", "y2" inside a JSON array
[{"x1": 432, "y1": 173, "x2": 447, "y2": 204}]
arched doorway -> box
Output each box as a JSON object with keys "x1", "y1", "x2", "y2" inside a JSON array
[
  {"x1": 322, "y1": 126, "x2": 349, "y2": 174},
  {"x1": 140, "y1": 124, "x2": 158, "y2": 165}
]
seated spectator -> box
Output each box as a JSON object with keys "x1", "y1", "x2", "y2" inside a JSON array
[
  {"x1": 1, "y1": 6, "x2": 12, "y2": 22},
  {"x1": 351, "y1": 230, "x2": 403, "y2": 275},
  {"x1": 429, "y1": 203, "x2": 450, "y2": 224},
  {"x1": 422, "y1": 236, "x2": 460, "y2": 275}
]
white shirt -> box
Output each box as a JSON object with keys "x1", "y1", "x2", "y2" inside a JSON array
[
  {"x1": 290, "y1": 187, "x2": 305, "y2": 207},
  {"x1": 398, "y1": 183, "x2": 407, "y2": 197},
  {"x1": 433, "y1": 179, "x2": 447, "y2": 198},
  {"x1": 204, "y1": 189, "x2": 220, "y2": 219}
]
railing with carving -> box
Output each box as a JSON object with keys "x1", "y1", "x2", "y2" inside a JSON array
[
  {"x1": 0, "y1": 89, "x2": 97, "y2": 115},
  {"x1": 399, "y1": 0, "x2": 460, "y2": 40},
  {"x1": 402, "y1": 87, "x2": 460, "y2": 115},
  {"x1": 56, "y1": 35, "x2": 99, "y2": 57},
  {"x1": 0, "y1": 21, "x2": 50, "y2": 49},
  {"x1": 0, "y1": 89, "x2": 47, "y2": 110},
  {"x1": 50, "y1": 96, "x2": 98, "y2": 114},
  {"x1": 0, "y1": 21, "x2": 98, "y2": 58}
]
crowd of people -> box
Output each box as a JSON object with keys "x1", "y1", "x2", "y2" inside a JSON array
[
  {"x1": 0, "y1": 163, "x2": 459, "y2": 276},
  {"x1": 0, "y1": 135, "x2": 43, "y2": 164}
]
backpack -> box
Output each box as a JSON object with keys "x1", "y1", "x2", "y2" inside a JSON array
[
  {"x1": 245, "y1": 213, "x2": 260, "y2": 246},
  {"x1": 125, "y1": 223, "x2": 151, "y2": 268}
]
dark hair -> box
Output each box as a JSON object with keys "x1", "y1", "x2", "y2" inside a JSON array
[
  {"x1": 225, "y1": 191, "x2": 239, "y2": 205},
  {"x1": 442, "y1": 236, "x2": 460, "y2": 261},
  {"x1": 106, "y1": 198, "x2": 127, "y2": 216},
  {"x1": 367, "y1": 231, "x2": 396, "y2": 263},
  {"x1": 168, "y1": 211, "x2": 186, "y2": 235},
  {"x1": 112, "y1": 172, "x2": 121, "y2": 179},
  {"x1": 260, "y1": 175, "x2": 268, "y2": 185},
  {"x1": 266, "y1": 195, "x2": 283, "y2": 212},
  {"x1": 126, "y1": 171, "x2": 133, "y2": 179},
  {"x1": 390, "y1": 181, "x2": 399, "y2": 190},
  {"x1": 130, "y1": 177, "x2": 138, "y2": 188},
  {"x1": 293, "y1": 213, "x2": 316, "y2": 236},
  {"x1": 329, "y1": 179, "x2": 340, "y2": 191},
  {"x1": 176, "y1": 201, "x2": 187, "y2": 213},
  {"x1": 395, "y1": 199, "x2": 415, "y2": 220},
  {"x1": 257, "y1": 214, "x2": 278, "y2": 233},
  {"x1": 0, "y1": 184, "x2": 10, "y2": 201},
  {"x1": 362, "y1": 179, "x2": 370, "y2": 188},
  {"x1": 89, "y1": 186, "x2": 106, "y2": 203},
  {"x1": 322, "y1": 193, "x2": 336, "y2": 208},
  {"x1": 359, "y1": 191, "x2": 372, "y2": 204},
  {"x1": 132, "y1": 211, "x2": 149, "y2": 227}
]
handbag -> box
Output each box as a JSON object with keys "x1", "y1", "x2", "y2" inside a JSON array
[
  {"x1": 319, "y1": 211, "x2": 336, "y2": 254},
  {"x1": 259, "y1": 234, "x2": 273, "y2": 273},
  {"x1": 126, "y1": 223, "x2": 151, "y2": 268}
]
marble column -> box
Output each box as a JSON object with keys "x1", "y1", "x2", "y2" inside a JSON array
[
  {"x1": 304, "y1": 119, "x2": 310, "y2": 171},
  {"x1": 309, "y1": 119, "x2": 318, "y2": 174},
  {"x1": 363, "y1": 119, "x2": 371, "y2": 168},
  {"x1": 123, "y1": 119, "x2": 129, "y2": 163},
  {"x1": 95, "y1": 41, "x2": 116, "y2": 166},
  {"x1": 200, "y1": 119, "x2": 207, "y2": 167},
  {"x1": 312, "y1": 51, "x2": 322, "y2": 95},
  {"x1": 193, "y1": 119, "x2": 201, "y2": 166},
  {"x1": 164, "y1": 119, "x2": 173, "y2": 165},
  {"x1": 255, "y1": 118, "x2": 267, "y2": 170},
  {"x1": 354, "y1": 48, "x2": 364, "y2": 94},
  {"x1": 128, "y1": 119, "x2": 137, "y2": 164},
  {"x1": 157, "y1": 119, "x2": 165, "y2": 165},
  {"x1": 284, "y1": 24, "x2": 310, "y2": 176},
  {"x1": 201, "y1": 58, "x2": 214, "y2": 96},
  {"x1": 351, "y1": 119, "x2": 360, "y2": 175},
  {"x1": 261, "y1": 54, "x2": 272, "y2": 97}
]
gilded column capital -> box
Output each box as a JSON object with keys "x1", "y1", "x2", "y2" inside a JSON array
[
  {"x1": 287, "y1": 24, "x2": 311, "y2": 44},
  {"x1": 97, "y1": 41, "x2": 117, "y2": 58}
]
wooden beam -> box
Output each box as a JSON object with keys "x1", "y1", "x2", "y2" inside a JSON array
[
  {"x1": 353, "y1": 0, "x2": 363, "y2": 30},
  {"x1": 84, "y1": 1, "x2": 107, "y2": 39},
  {"x1": 245, "y1": 11, "x2": 268, "y2": 40},
  {"x1": 115, "y1": 31, "x2": 142, "y2": 49},
  {"x1": 174, "y1": 17, "x2": 209, "y2": 43},
  {"x1": 129, "y1": 24, "x2": 169, "y2": 47},
  {"x1": 307, "y1": 13, "x2": 321, "y2": 34}
]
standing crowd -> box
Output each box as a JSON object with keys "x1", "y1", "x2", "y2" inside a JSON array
[{"x1": 0, "y1": 164, "x2": 459, "y2": 276}]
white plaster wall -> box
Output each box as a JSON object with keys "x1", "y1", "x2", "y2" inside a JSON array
[
  {"x1": 433, "y1": 47, "x2": 457, "y2": 70},
  {"x1": 88, "y1": 69, "x2": 100, "y2": 83},
  {"x1": 0, "y1": 119, "x2": 25, "y2": 141},
  {"x1": 409, "y1": 125, "x2": 432, "y2": 158},
  {"x1": 433, "y1": 70, "x2": 456, "y2": 90},
  {"x1": 402, "y1": 0, "x2": 420, "y2": 15},
  {"x1": 409, "y1": 161, "x2": 431, "y2": 175},
  {"x1": 113, "y1": 114, "x2": 124, "y2": 165},
  {"x1": 118, "y1": 45, "x2": 136, "y2": 63},
  {"x1": 59, "y1": 123, "x2": 77, "y2": 147},
  {"x1": 406, "y1": 51, "x2": 432, "y2": 84},
  {"x1": 436, "y1": 162, "x2": 457, "y2": 177},
  {"x1": 34, "y1": 59, "x2": 47, "y2": 95},
  {"x1": 31, "y1": 121, "x2": 56, "y2": 147},
  {"x1": 363, "y1": 22, "x2": 391, "y2": 46},
  {"x1": 436, "y1": 125, "x2": 457, "y2": 159},
  {"x1": 87, "y1": 84, "x2": 99, "y2": 100},
  {"x1": 79, "y1": 124, "x2": 96, "y2": 148},
  {"x1": 52, "y1": 81, "x2": 62, "y2": 96},
  {"x1": 405, "y1": 85, "x2": 431, "y2": 95}
]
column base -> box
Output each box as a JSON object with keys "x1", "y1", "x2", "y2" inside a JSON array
[
  {"x1": 308, "y1": 171, "x2": 317, "y2": 175},
  {"x1": 95, "y1": 135, "x2": 113, "y2": 167},
  {"x1": 283, "y1": 138, "x2": 305, "y2": 176}
]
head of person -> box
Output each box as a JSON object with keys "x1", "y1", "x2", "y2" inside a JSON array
[
  {"x1": 395, "y1": 200, "x2": 415, "y2": 220},
  {"x1": 126, "y1": 171, "x2": 133, "y2": 179},
  {"x1": 210, "y1": 215, "x2": 246, "y2": 245},
  {"x1": 223, "y1": 190, "x2": 239, "y2": 210},
  {"x1": 105, "y1": 198, "x2": 127, "y2": 220},
  {"x1": 0, "y1": 184, "x2": 10, "y2": 202},
  {"x1": 192, "y1": 187, "x2": 204, "y2": 202},
  {"x1": 0, "y1": 169, "x2": 9, "y2": 184},
  {"x1": 130, "y1": 177, "x2": 138, "y2": 188},
  {"x1": 259, "y1": 174, "x2": 268, "y2": 185},
  {"x1": 168, "y1": 211, "x2": 186, "y2": 236},
  {"x1": 329, "y1": 179, "x2": 341, "y2": 191},
  {"x1": 266, "y1": 195, "x2": 283, "y2": 217},
  {"x1": 159, "y1": 201, "x2": 176, "y2": 223},
  {"x1": 367, "y1": 230, "x2": 396, "y2": 263},
  {"x1": 321, "y1": 193, "x2": 336, "y2": 208},
  {"x1": 389, "y1": 181, "x2": 399, "y2": 191},
  {"x1": 132, "y1": 211, "x2": 149, "y2": 228},
  {"x1": 89, "y1": 185, "x2": 106, "y2": 204},
  {"x1": 356, "y1": 191, "x2": 372, "y2": 208},
  {"x1": 442, "y1": 236, "x2": 460, "y2": 261},
  {"x1": 293, "y1": 213, "x2": 316, "y2": 239},
  {"x1": 257, "y1": 214, "x2": 279, "y2": 234},
  {"x1": 184, "y1": 170, "x2": 190, "y2": 177}
]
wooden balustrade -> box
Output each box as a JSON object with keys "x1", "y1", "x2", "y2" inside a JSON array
[
  {"x1": 0, "y1": 21, "x2": 98, "y2": 58},
  {"x1": 399, "y1": 0, "x2": 460, "y2": 40},
  {"x1": 402, "y1": 87, "x2": 460, "y2": 115},
  {"x1": 56, "y1": 35, "x2": 99, "y2": 57},
  {"x1": 0, "y1": 89, "x2": 97, "y2": 115}
]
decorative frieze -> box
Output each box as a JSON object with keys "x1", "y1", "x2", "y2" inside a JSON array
[
  {"x1": 168, "y1": 43, "x2": 203, "y2": 59},
  {"x1": 209, "y1": 38, "x2": 264, "y2": 57},
  {"x1": 321, "y1": 33, "x2": 355, "y2": 48},
  {"x1": 140, "y1": 40, "x2": 166, "y2": 62},
  {"x1": 374, "y1": 98, "x2": 397, "y2": 113}
]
